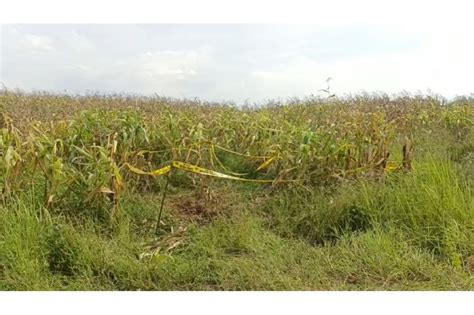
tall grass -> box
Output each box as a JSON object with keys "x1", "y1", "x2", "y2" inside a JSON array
[{"x1": 263, "y1": 157, "x2": 473, "y2": 268}]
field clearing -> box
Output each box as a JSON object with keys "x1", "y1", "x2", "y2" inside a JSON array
[{"x1": 0, "y1": 90, "x2": 473, "y2": 290}]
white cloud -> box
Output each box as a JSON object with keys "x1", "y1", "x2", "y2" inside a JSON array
[
  {"x1": 134, "y1": 49, "x2": 208, "y2": 78},
  {"x1": 246, "y1": 26, "x2": 474, "y2": 100},
  {"x1": 2, "y1": 24, "x2": 474, "y2": 103},
  {"x1": 23, "y1": 34, "x2": 54, "y2": 53}
]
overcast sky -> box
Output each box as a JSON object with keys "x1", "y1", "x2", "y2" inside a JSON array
[{"x1": 1, "y1": 23, "x2": 473, "y2": 104}]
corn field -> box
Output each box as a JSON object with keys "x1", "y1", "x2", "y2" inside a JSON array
[{"x1": 1, "y1": 90, "x2": 473, "y2": 218}]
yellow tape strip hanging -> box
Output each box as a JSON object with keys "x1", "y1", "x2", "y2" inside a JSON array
[
  {"x1": 255, "y1": 156, "x2": 276, "y2": 172},
  {"x1": 171, "y1": 161, "x2": 277, "y2": 183},
  {"x1": 124, "y1": 161, "x2": 296, "y2": 183},
  {"x1": 209, "y1": 144, "x2": 251, "y2": 176},
  {"x1": 124, "y1": 163, "x2": 172, "y2": 176},
  {"x1": 209, "y1": 143, "x2": 278, "y2": 175}
]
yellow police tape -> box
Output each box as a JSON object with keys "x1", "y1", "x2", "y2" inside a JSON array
[
  {"x1": 172, "y1": 161, "x2": 278, "y2": 183},
  {"x1": 209, "y1": 147, "x2": 276, "y2": 176},
  {"x1": 123, "y1": 160, "x2": 294, "y2": 183},
  {"x1": 124, "y1": 163, "x2": 172, "y2": 176},
  {"x1": 384, "y1": 161, "x2": 400, "y2": 173}
]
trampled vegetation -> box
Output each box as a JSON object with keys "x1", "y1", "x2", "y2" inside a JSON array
[{"x1": 0, "y1": 90, "x2": 473, "y2": 290}]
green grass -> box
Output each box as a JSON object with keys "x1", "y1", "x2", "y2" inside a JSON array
[{"x1": 1, "y1": 154, "x2": 472, "y2": 290}]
